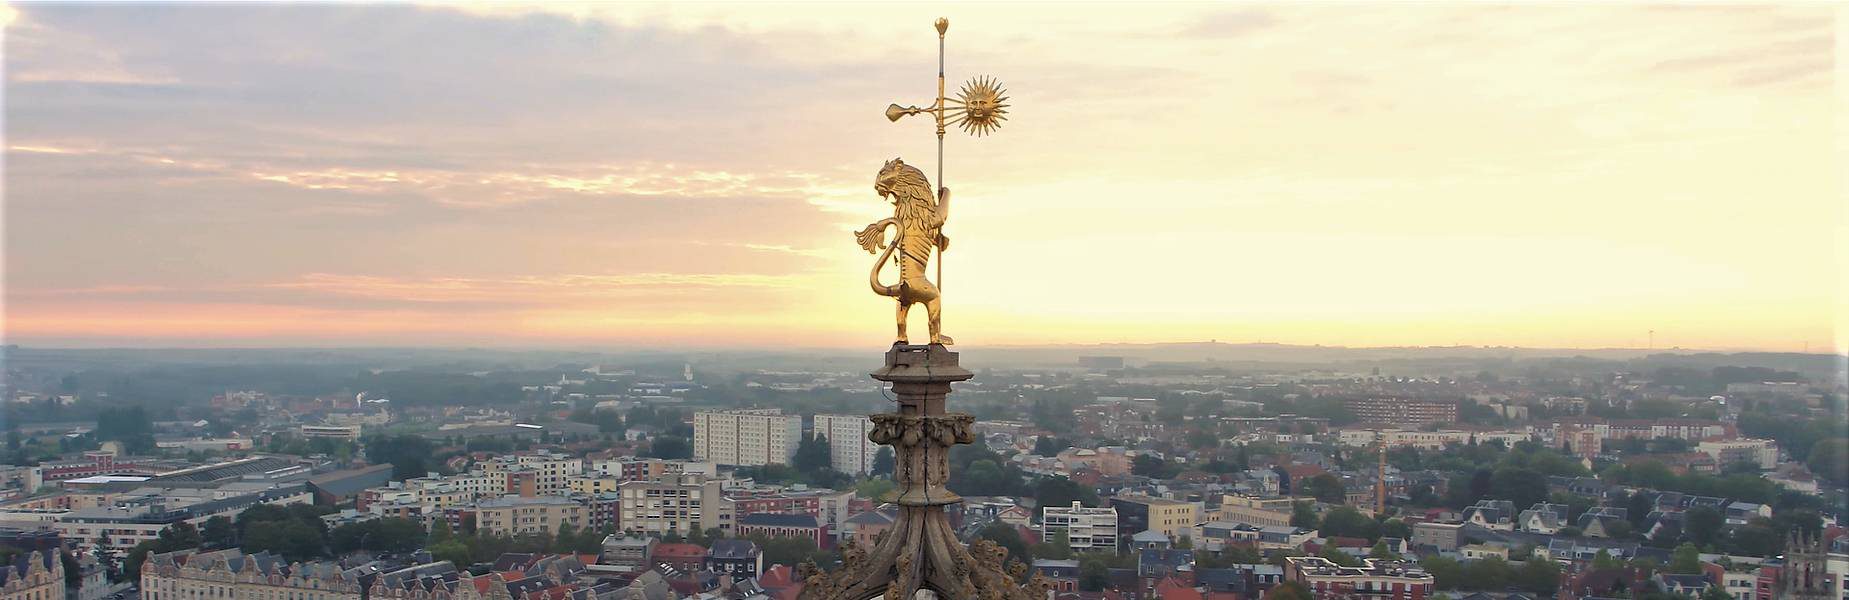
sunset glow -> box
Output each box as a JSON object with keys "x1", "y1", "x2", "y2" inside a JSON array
[{"x1": 4, "y1": 3, "x2": 1840, "y2": 351}]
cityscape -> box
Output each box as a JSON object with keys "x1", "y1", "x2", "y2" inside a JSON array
[
  {"x1": 3, "y1": 3, "x2": 1842, "y2": 600},
  {"x1": 0, "y1": 345, "x2": 1843, "y2": 600}
]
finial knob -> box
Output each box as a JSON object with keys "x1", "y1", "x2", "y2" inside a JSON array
[{"x1": 935, "y1": 18, "x2": 948, "y2": 36}]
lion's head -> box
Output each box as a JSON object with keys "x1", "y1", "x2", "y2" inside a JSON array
[{"x1": 874, "y1": 158, "x2": 933, "y2": 206}]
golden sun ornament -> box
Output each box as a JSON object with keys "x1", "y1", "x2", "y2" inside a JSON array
[{"x1": 949, "y1": 76, "x2": 1009, "y2": 136}]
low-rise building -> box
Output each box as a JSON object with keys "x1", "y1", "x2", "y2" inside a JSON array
[
  {"x1": 1411, "y1": 522, "x2": 1463, "y2": 552},
  {"x1": 599, "y1": 534, "x2": 655, "y2": 569},
  {"x1": 706, "y1": 539, "x2": 764, "y2": 578},
  {"x1": 736, "y1": 513, "x2": 826, "y2": 547},
  {"x1": 1284, "y1": 556, "x2": 1434, "y2": 600}
]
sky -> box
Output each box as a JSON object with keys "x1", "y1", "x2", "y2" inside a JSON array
[{"x1": 2, "y1": 2, "x2": 1841, "y2": 351}]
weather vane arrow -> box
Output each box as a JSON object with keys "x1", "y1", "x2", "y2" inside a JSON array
[{"x1": 863, "y1": 17, "x2": 1010, "y2": 346}]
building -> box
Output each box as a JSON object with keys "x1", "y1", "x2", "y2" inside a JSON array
[
  {"x1": 0, "y1": 550, "x2": 63, "y2": 600},
  {"x1": 736, "y1": 513, "x2": 827, "y2": 547},
  {"x1": 725, "y1": 488, "x2": 856, "y2": 533},
  {"x1": 1110, "y1": 496, "x2": 1196, "y2": 548},
  {"x1": 692, "y1": 409, "x2": 802, "y2": 467},
  {"x1": 568, "y1": 475, "x2": 622, "y2": 496},
  {"x1": 812, "y1": 414, "x2": 881, "y2": 475},
  {"x1": 1411, "y1": 522, "x2": 1463, "y2": 552},
  {"x1": 1461, "y1": 500, "x2": 1516, "y2": 531},
  {"x1": 1213, "y1": 495, "x2": 1294, "y2": 527},
  {"x1": 1284, "y1": 556, "x2": 1435, "y2": 600},
  {"x1": 1041, "y1": 502, "x2": 1118, "y2": 553},
  {"x1": 589, "y1": 458, "x2": 715, "y2": 480},
  {"x1": 31, "y1": 451, "x2": 150, "y2": 488},
  {"x1": 305, "y1": 465, "x2": 394, "y2": 506},
  {"x1": 472, "y1": 496, "x2": 587, "y2": 537},
  {"x1": 479, "y1": 452, "x2": 583, "y2": 495},
  {"x1": 706, "y1": 539, "x2": 764, "y2": 578},
  {"x1": 1697, "y1": 439, "x2": 1779, "y2": 470},
  {"x1": 298, "y1": 425, "x2": 363, "y2": 440},
  {"x1": 56, "y1": 484, "x2": 314, "y2": 552},
  {"x1": 618, "y1": 473, "x2": 727, "y2": 536},
  {"x1": 1345, "y1": 398, "x2": 1459, "y2": 426},
  {"x1": 651, "y1": 543, "x2": 707, "y2": 575},
  {"x1": 598, "y1": 534, "x2": 656, "y2": 569},
  {"x1": 141, "y1": 549, "x2": 363, "y2": 600}
]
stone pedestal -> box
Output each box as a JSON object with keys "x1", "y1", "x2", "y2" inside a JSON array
[{"x1": 797, "y1": 345, "x2": 1046, "y2": 600}]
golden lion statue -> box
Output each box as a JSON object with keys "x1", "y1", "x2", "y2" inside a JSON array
[{"x1": 855, "y1": 158, "x2": 953, "y2": 345}]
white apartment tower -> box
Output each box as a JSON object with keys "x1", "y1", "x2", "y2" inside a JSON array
[
  {"x1": 693, "y1": 409, "x2": 802, "y2": 466},
  {"x1": 1042, "y1": 501, "x2": 1119, "y2": 553},
  {"x1": 813, "y1": 414, "x2": 881, "y2": 475}
]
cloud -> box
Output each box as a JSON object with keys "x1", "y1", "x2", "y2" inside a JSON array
[
  {"x1": 4, "y1": 3, "x2": 1836, "y2": 350},
  {"x1": 1176, "y1": 9, "x2": 1278, "y2": 38}
]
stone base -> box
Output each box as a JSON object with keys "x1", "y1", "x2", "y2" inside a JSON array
[{"x1": 794, "y1": 345, "x2": 1045, "y2": 600}]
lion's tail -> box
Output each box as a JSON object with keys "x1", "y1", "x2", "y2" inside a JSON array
[
  {"x1": 870, "y1": 241, "x2": 899, "y2": 297},
  {"x1": 857, "y1": 219, "x2": 901, "y2": 298}
]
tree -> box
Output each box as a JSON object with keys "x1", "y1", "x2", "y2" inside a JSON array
[
  {"x1": 1035, "y1": 529, "x2": 1074, "y2": 560},
  {"x1": 1369, "y1": 540, "x2": 1398, "y2": 560},
  {"x1": 794, "y1": 432, "x2": 832, "y2": 473},
  {"x1": 856, "y1": 478, "x2": 896, "y2": 502},
  {"x1": 429, "y1": 540, "x2": 470, "y2": 567},
  {"x1": 1669, "y1": 543, "x2": 1702, "y2": 574},
  {"x1": 553, "y1": 522, "x2": 579, "y2": 554},
  {"x1": 646, "y1": 436, "x2": 692, "y2": 459},
  {"x1": 1302, "y1": 473, "x2": 1347, "y2": 504},
  {"x1": 1078, "y1": 554, "x2": 1110, "y2": 591},
  {"x1": 1490, "y1": 467, "x2": 1548, "y2": 510},
  {"x1": 1033, "y1": 436, "x2": 1068, "y2": 457},
  {"x1": 1517, "y1": 557, "x2": 1561, "y2": 595},
  {"x1": 245, "y1": 520, "x2": 326, "y2": 561},
  {"x1": 1319, "y1": 543, "x2": 1359, "y2": 566},
  {"x1": 1290, "y1": 501, "x2": 1320, "y2": 529},
  {"x1": 429, "y1": 519, "x2": 454, "y2": 545},
  {"x1": 1131, "y1": 454, "x2": 1172, "y2": 478},
  {"x1": 1269, "y1": 581, "x2": 1315, "y2": 600},
  {"x1": 157, "y1": 521, "x2": 202, "y2": 550},
  {"x1": 1422, "y1": 556, "x2": 1463, "y2": 590},
  {"x1": 750, "y1": 535, "x2": 820, "y2": 568},
  {"x1": 1701, "y1": 583, "x2": 1735, "y2": 600},
  {"x1": 1685, "y1": 506, "x2": 1723, "y2": 547},
  {"x1": 1806, "y1": 438, "x2": 1848, "y2": 485},
  {"x1": 871, "y1": 447, "x2": 895, "y2": 477},
  {"x1": 1467, "y1": 469, "x2": 1493, "y2": 505},
  {"x1": 1319, "y1": 506, "x2": 1377, "y2": 541},
  {"x1": 1593, "y1": 549, "x2": 1624, "y2": 570},
  {"x1": 1033, "y1": 476, "x2": 1099, "y2": 513},
  {"x1": 364, "y1": 434, "x2": 438, "y2": 481},
  {"x1": 201, "y1": 516, "x2": 234, "y2": 549},
  {"x1": 976, "y1": 522, "x2": 1030, "y2": 567}
]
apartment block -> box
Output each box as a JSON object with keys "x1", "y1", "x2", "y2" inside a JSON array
[
  {"x1": 478, "y1": 452, "x2": 582, "y2": 495},
  {"x1": 1041, "y1": 502, "x2": 1118, "y2": 553},
  {"x1": 813, "y1": 414, "x2": 881, "y2": 475},
  {"x1": 473, "y1": 496, "x2": 587, "y2": 537},
  {"x1": 693, "y1": 409, "x2": 801, "y2": 467},
  {"x1": 618, "y1": 473, "x2": 729, "y2": 536},
  {"x1": 1345, "y1": 398, "x2": 1458, "y2": 426}
]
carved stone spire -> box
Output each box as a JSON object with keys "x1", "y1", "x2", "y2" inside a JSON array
[{"x1": 798, "y1": 344, "x2": 1047, "y2": 600}]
